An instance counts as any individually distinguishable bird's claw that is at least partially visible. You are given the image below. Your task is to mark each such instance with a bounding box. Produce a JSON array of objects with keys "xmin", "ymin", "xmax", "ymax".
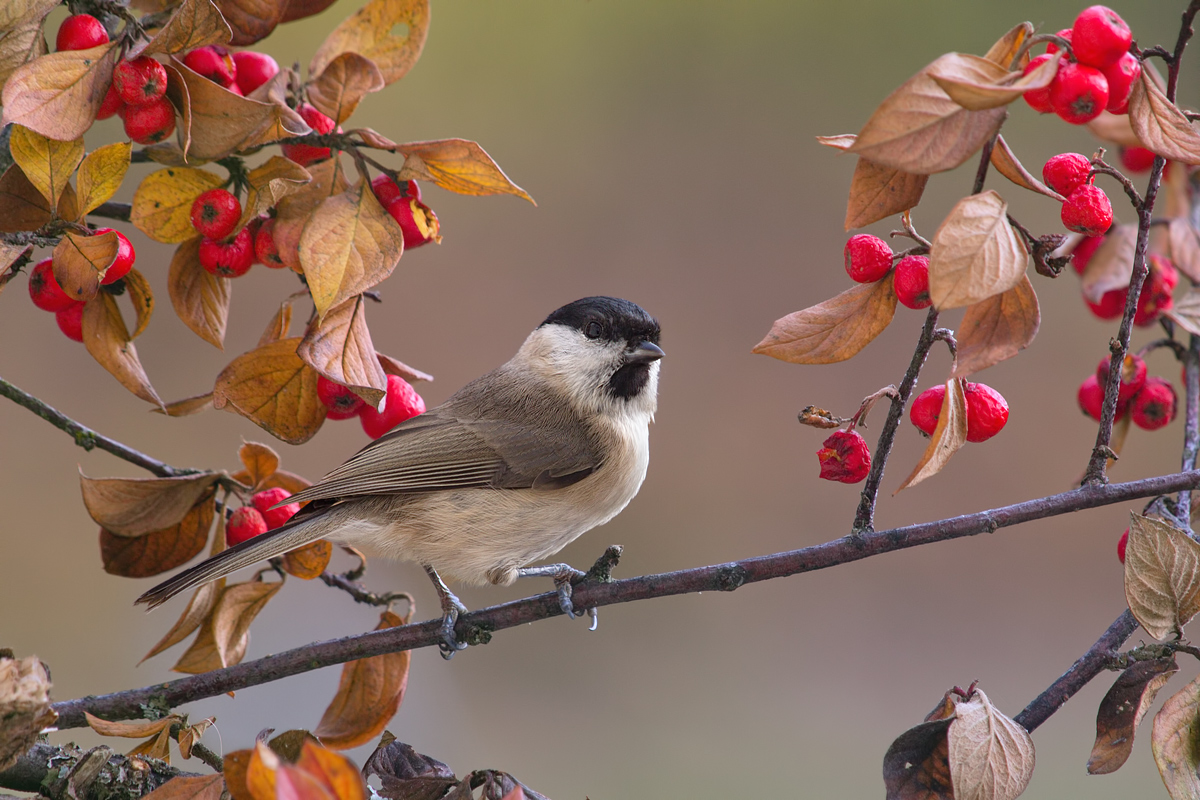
[
  {"xmin": 437, "ymin": 603, "xmax": 468, "ymax": 660},
  {"xmin": 518, "ymin": 563, "xmax": 597, "ymax": 627}
]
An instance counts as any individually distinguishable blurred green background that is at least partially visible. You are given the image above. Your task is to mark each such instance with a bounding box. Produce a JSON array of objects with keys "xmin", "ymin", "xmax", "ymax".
[{"xmin": 3, "ymin": 0, "xmax": 1197, "ymax": 797}]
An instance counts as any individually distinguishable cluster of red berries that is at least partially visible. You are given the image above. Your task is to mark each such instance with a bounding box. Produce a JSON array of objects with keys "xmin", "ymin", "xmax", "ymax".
[
  {"xmin": 843, "ymin": 234, "xmax": 930, "ymax": 309},
  {"xmin": 182, "ymin": 45, "xmax": 279, "ymax": 97},
  {"xmin": 225, "ymin": 487, "xmax": 303, "ymax": 546},
  {"xmin": 370, "ymin": 175, "xmax": 441, "ymax": 250},
  {"xmin": 1023, "ymin": 5, "xmax": 1139, "ymax": 125},
  {"xmin": 1074, "ymin": 238, "xmax": 1179, "ymax": 323},
  {"xmin": 1043, "ymin": 153, "xmax": 1112, "ymax": 237},
  {"xmin": 190, "ymin": 188, "xmax": 259, "ymax": 277},
  {"xmin": 909, "ymin": 382, "xmax": 1010, "ymax": 442},
  {"xmin": 317, "ymin": 374, "xmax": 426, "ymax": 439},
  {"xmin": 26, "ymin": 229, "xmax": 135, "ymax": 341},
  {"xmin": 1077, "ymin": 353, "xmax": 1177, "ymax": 430}
]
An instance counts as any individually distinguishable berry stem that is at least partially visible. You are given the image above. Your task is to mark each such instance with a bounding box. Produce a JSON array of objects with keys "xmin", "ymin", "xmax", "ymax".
[
  {"xmin": 1089, "ymin": 157, "xmax": 1144, "ymax": 210},
  {"xmin": 972, "ymin": 134, "xmax": 997, "ymax": 195}
]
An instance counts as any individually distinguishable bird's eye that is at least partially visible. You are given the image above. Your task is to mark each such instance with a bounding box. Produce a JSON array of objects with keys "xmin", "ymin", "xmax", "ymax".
[{"xmin": 584, "ymin": 321, "xmax": 604, "ymax": 339}]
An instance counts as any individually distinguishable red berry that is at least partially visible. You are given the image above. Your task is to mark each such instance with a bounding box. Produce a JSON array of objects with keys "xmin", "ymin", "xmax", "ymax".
[
  {"xmin": 317, "ymin": 376, "xmax": 366, "ymax": 420},
  {"xmin": 1072, "ymin": 234, "xmax": 1105, "ymax": 275},
  {"xmin": 910, "ymin": 385, "xmax": 946, "ymax": 436},
  {"xmin": 198, "ymin": 228, "xmax": 255, "ymax": 277},
  {"xmin": 232, "ymin": 51, "xmax": 279, "ymax": 95},
  {"xmin": 251, "ymin": 487, "xmax": 301, "ymax": 530},
  {"xmin": 56, "ymin": 302, "xmax": 86, "ymax": 342},
  {"xmin": 1046, "ymin": 28, "xmax": 1073, "ymax": 56},
  {"xmin": 1043, "ymin": 153, "xmax": 1092, "ymax": 197},
  {"xmin": 93, "ymin": 227, "xmax": 135, "ymax": 285},
  {"xmin": 1061, "ymin": 184, "xmax": 1113, "ymax": 236},
  {"xmin": 843, "ymin": 234, "xmax": 893, "ymax": 283},
  {"xmin": 112, "ymin": 57, "xmax": 168, "ymax": 106},
  {"xmin": 28, "ymin": 258, "xmax": 77, "ymax": 311},
  {"xmin": 1119, "ymin": 146, "xmax": 1158, "ymax": 173},
  {"xmin": 1022, "ymin": 54, "xmax": 1060, "ymax": 114},
  {"xmin": 1118, "ymin": 528, "xmax": 1128, "ymax": 564},
  {"xmin": 254, "ymin": 218, "xmax": 287, "ymax": 268},
  {"xmin": 384, "ymin": 195, "xmax": 441, "ymax": 250},
  {"xmin": 1102, "ymin": 52, "xmax": 1141, "ymax": 114},
  {"xmin": 963, "ymin": 382, "xmax": 1008, "ymax": 443},
  {"xmin": 56, "ymin": 14, "xmax": 108, "ymax": 51},
  {"xmin": 1134, "ymin": 254, "xmax": 1178, "ymax": 327},
  {"xmin": 1071, "ymin": 5, "xmax": 1133, "ymax": 69},
  {"xmin": 96, "ymin": 82, "xmax": 123, "ymax": 120},
  {"xmin": 182, "ymin": 45, "xmax": 236, "ymax": 87},
  {"xmin": 1050, "ymin": 61, "xmax": 1110, "ymax": 124},
  {"xmin": 281, "ymin": 104, "xmax": 337, "ymax": 166},
  {"xmin": 1096, "ymin": 354, "xmax": 1147, "ymax": 405},
  {"xmin": 1085, "ymin": 286, "xmax": 1127, "ymax": 319},
  {"xmin": 226, "ymin": 506, "xmax": 269, "ymax": 546},
  {"xmin": 816, "ymin": 429, "xmax": 871, "ymax": 484},
  {"xmin": 371, "ymin": 174, "xmax": 420, "ymax": 205},
  {"xmin": 893, "ymin": 255, "xmax": 931, "ymax": 309},
  {"xmin": 121, "ymin": 97, "xmax": 175, "ymax": 144},
  {"xmin": 360, "ymin": 375, "xmax": 426, "ymax": 439},
  {"xmin": 1130, "ymin": 377, "xmax": 1177, "ymax": 430},
  {"xmin": 1078, "ymin": 374, "xmax": 1104, "ymax": 420},
  {"xmin": 190, "ymin": 188, "xmax": 242, "ymax": 239}
]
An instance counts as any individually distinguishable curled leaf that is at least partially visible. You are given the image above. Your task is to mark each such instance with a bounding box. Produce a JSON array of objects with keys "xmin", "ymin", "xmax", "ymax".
[
  {"xmin": 895, "ymin": 378, "xmax": 967, "ymax": 492},
  {"xmin": 307, "ymin": 53, "xmax": 384, "ymax": 125},
  {"xmin": 81, "ymin": 472, "xmax": 220, "ymax": 537},
  {"xmin": 928, "ymin": 190, "xmax": 1027, "ymax": 310},
  {"xmin": 124, "ymin": 268, "xmax": 155, "ymax": 340},
  {"xmin": 53, "ymin": 229, "xmax": 118, "ymax": 302},
  {"xmin": 952, "ymin": 274, "xmax": 1039, "ymax": 377},
  {"xmin": 946, "ymin": 688, "xmax": 1035, "ymax": 800},
  {"xmin": 84, "ymin": 712, "xmax": 176, "ymax": 739},
  {"xmin": 983, "ymin": 22, "xmax": 1033, "ymax": 70},
  {"xmin": 155, "ymin": 392, "xmax": 216, "ymax": 417},
  {"xmin": 752, "ymin": 275, "xmax": 896, "ymax": 364},
  {"xmin": 1124, "ymin": 513, "xmax": 1200, "ymax": 640},
  {"xmin": 238, "ymin": 156, "xmax": 311, "ymax": 231},
  {"xmin": 1088, "ymin": 657, "xmax": 1178, "ymax": 775},
  {"xmin": 882, "ymin": 717, "xmax": 954, "ymax": 800},
  {"xmin": 100, "ymin": 490, "xmax": 214, "ymax": 578},
  {"xmin": 173, "ymin": 577, "xmax": 283, "ymax": 673},
  {"xmin": 214, "ymin": 0, "xmax": 284, "ymax": 46},
  {"xmin": 377, "ymin": 352, "xmax": 433, "ymax": 384},
  {"xmin": 989, "ymin": 134, "xmax": 1064, "ymax": 202},
  {"xmin": 82, "ymin": 292, "xmax": 165, "ymax": 407},
  {"xmin": 929, "ymin": 51, "xmax": 1058, "ymax": 111},
  {"xmin": 141, "ymin": 0, "xmax": 233, "ymax": 56},
  {"xmin": 392, "ymin": 139, "xmax": 534, "ymax": 203}
]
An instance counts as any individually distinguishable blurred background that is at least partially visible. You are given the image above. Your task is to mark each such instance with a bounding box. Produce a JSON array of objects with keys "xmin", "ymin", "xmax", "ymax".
[{"xmin": 3, "ymin": 0, "xmax": 1197, "ymax": 797}]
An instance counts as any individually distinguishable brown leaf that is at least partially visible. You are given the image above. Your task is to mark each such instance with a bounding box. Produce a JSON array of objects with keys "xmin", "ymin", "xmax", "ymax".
[
  {"xmin": 297, "ymin": 294, "xmax": 388, "ymax": 407},
  {"xmin": 0, "ymin": 43, "xmax": 118, "ymax": 141},
  {"xmin": 929, "ymin": 51, "xmax": 1057, "ymax": 112},
  {"xmin": 168, "ymin": 237, "xmax": 231, "ymax": 349},
  {"xmin": 141, "ymin": 0, "xmax": 233, "ymax": 56},
  {"xmin": 214, "ymin": 0, "xmax": 285, "ymax": 46},
  {"xmin": 752, "ymin": 275, "xmax": 896, "ymax": 364},
  {"xmin": 213, "ymin": 337, "xmax": 327, "ymax": 445},
  {"xmin": 133, "ymin": 167, "xmax": 224, "ymax": 244},
  {"xmin": 1087, "ymin": 110, "xmax": 1146, "ymax": 149},
  {"xmin": 280, "ymin": 0, "xmax": 337, "ymax": 23},
  {"xmin": 117, "ymin": 269, "xmax": 153, "ymax": 341},
  {"xmin": 1153, "ymin": 672, "xmax": 1200, "ymax": 800},
  {"xmin": 928, "ymin": 190, "xmax": 1027, "ymax": 310},
  {"xmin": 224, "ymin": 750, "xmax": 256, "ymax": 800},
  {"xmin": 141, "ymin": 576, "xmax": 224, "ymax": 661},
  {"xmin": 952, "ymin": 275, "xmax": 1039, "ymax": 377},
  {"xmin": 100, "ymin": 490, "xmax": 214, "ymax": 578},
  {"xmin": 896, "ymin": 378, "xmax": 967, "ymax": 492},
  {"xmin": 155, "ymin": 392, "xmax": 216, "ymax": 417},
  {"xmin": 1129, "ymin": 70, "xmax": 1200, "ymax": 165},
  {"xmin": 275, "ymin": 158, "xmax": 350, "ymax": 271},
  {"xmin": 816, "ymin": 133, "xmax": 856, "ymax": 151},
  {"xmin": 0, "ymin": 0, "xmax": 57, "ymax": 96},
  {"xmin": 294, "ymin": 742, "xmax": 367, "ymax": 800},
  {"xmin": 281, "ymin": 540, "xmax": 332, "ymax": 579},
  {"xmin": 259, "ymin": 297, "xmax": 297, "ymax": 346},
  {"xmin": 1169, "ymin": 218, "xmax": 1200, "ymax": 284},
  {"xmin": 85, "ymin": 712, "xmax": 176, "ymax": 739},
  {"xmin": 1088, "ymin": 657, "xmax": 1179, "ymax": 775},
  {"xmin": 1167, "ymin": 290, "xmax": 1200, "ymax": 337},
  {"xmin": 352, "ymin": 128, "xmax": 398, "ymax": 151},
  {"xmin": 53, "ymin": 229, "xmax": 118, "ymax": 302},
  {"xmin": 231, "ymin": 468, "xmax": 311, "ymax": 495},
  {"xmin": 307, "ymin": 53, "xmax": 384, "ymax": 125},
  {"xmin": 310, "ymin": 0, "xmax": 429, "ymax": 86},
  {"xmin": 81, "ymin": 472, "xmax": 220, "ymax": 537},
  {"xmin": 238, "ymin": 156, "xmax": 311, "ymax": 231},
  {"xmin": 239, "ymin": 441, "xmax": 280, "ymax": 489},
  {"xmin": 130, "ymin": 726, "xmax": 174, "ymax": 762},
  {"xmin": 173, "ymin": 577, "xmax": 283, "ymax": 673},
  {"xmin": 1125, "ymin": 514, "xmax": 1200, "ymax": 640},
  {"xmin": 847, "ymin": 53, "xmax": 1007, "ymax": 175},
  {"xmin": 946, "ymin": 688, "xmax": 1035, "ymax": 800},
  {"xmin": 8, "ymin": 125, "xmax": 83, "ymax": 209},
  {"xmin": 392, "ymin": 139, "xmax": 534, "ymax": 203},
  {"xmin": 989, "ymin": 134, "xmax": 1064, "ymax": 202},
  {"xmin": 299, "ymin": 179, "xmax": 405, "ymax": 319},
  {"xmin": 314, "ymin": 610, "xmax": 411, "ymax": 749},
  {"xmin": 139, "ymin": 775, "xmax": 225, "ymax": 800},
  {"xmin": 983, "ymin": 22, "xmax": 1033, "ymax": 70},
  {"xmin": 83, "ymin": 292, "xmax": 166, "ymax": 408},
  {"xmin": 377, "ymin": 352, "xmax": 433, "ymax": 384},
  {"xmin": 882, "ymin": 717, "xmax": 954, "ymax": 800},
  {"xmin": 1081, "ymin": 224, "xmax": 1137, "ymax": 303},
  {"xmin": 844, "ymin": 157, "xmax": 928, "ymax": 231},
  {"xmin": 0, "ymin": 164, "xmax": 59, "ymax": 232},
  {"xmin": 0, "ymin": 655, "xmax": 55, "ymax": 772},
  {"xmin": 76, "ymin": 142, "xmax": 133, "ymax": 221}
]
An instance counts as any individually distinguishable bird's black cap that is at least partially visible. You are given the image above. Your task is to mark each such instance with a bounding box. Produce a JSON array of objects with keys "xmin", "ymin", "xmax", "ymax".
[{"xmin": 541, "ymin": 297, "xmax": 660, "ymax": 346}]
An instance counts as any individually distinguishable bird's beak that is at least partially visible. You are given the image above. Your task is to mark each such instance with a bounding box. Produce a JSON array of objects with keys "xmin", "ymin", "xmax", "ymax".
[{"xmin": 626, "ymin": 341, "xmax": 665, "ymax": 364}]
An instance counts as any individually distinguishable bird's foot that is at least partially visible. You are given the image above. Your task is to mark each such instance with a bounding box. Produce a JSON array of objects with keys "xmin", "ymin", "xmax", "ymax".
[
  {"xmin": 518, "ymin": 563, "xmax": 588, "ymax": 620},
  {"xmin": 424, "ymin": 565, "xmax": 469, "ymax": 660}
]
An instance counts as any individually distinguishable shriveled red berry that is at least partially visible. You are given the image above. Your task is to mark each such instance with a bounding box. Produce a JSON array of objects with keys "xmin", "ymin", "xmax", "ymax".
[
  {"xmin": 1102, "ymin": 52, "xmax": 1141, "ymax": 114},
  {"xmin": 190, "ymin": 188, "xmax": 242, "ymax": 239},
  {"xmin": 360, "ymin": 375, "xmax": 426, "ymax": 439},
  {"xmin": 1096, "ymin": 354, "xmax": 1147, "ymax": 405},
  {"xmin": 1078, "ymin": 374, "xmax": 1104, "ymax": 420},
  {"xmin": 894, "ymin": 255, "xmax": 931, "ymax": 309},
  {"xmin": 121, "ymin": 97, "xmax": 175, "ymax": 144},
  {"xmin": 1085, "ymin": 286, "xmax": 1127, "ymax": 319},
  {"xmin": 198, "ymin": 228, "xmax": 255, "ymax": 277},
  {"xmin": 1119, "ymin": 146, "xmax": 1157, "ymax": 173},
  {"xmin": 93, "ymin": 227, "xmax": 135, "ymax": 284},
  {"xmin": 1062, "ymin": 184, "xmax": 1113, "ymax": 236},
  {"xmin": 1130, "ymin": 377, "xmax": 1177, "ymax": 430},
  {"xmin": 1117, "ymin": 528, "xmax": 1128, "ymax": 564},
  {"xmin": 1072, "ymin": 234, "xmax": 1105, "ymax": 275},
  {"xmin": 56, "ymin": 14, "xmax": 108, "ymax": 51},
  {"xmin": 1134, "ymin": 254, "xmax": 1178, "ymax": 327},
  {"xmin": 1046, "ymin": 28, "xmax": 1073, "ymax": 56},
  {"xmin": 96, "ymin": 83, "xmax": 123, "ymax": 120},
  {"xmin": 28, "ymin": 258, "xmax": 76, "ymax": 311},
  {"xmin": 909, "ymin": 385, "xmax": 946, "ymax": 436},
  {"xmin": 1072, "ymin": 5, "xmax": 1133, "ymax": 69},
  {"xmin": 963, "ymin": 382, "xmax": 1008, "ymax": 443},
  {"xmin": 816, "ymin": 429, "xmax": 871, "ymax": 484},
  {"xmin": 843, "ymin": 234, "xmax": 893, "ymax": 283},
  {"xmin": 251, "ymin": 487, "xmax": 301, "ymax": 530},
  {"xmin": 371, "ymin": 174, "xmax": 420, "ymax": 205},
  {"xmin": 385, "ymin": 195, "xmax": 441, "ymax": 250},
  {"xmin": 182, "ymin": 45, "xmax": 236, "ymax": 87},
  {"xmin": 232, "ymin": 51, "xmax": 279, "ymax": 95},
  {"xmin": 253, "ymin": 218, "xmax": 287, "ymax": 268},
  {"xmin": 56, "ymin": 302, "xmax": 86, "ymax": 342},
  {"xmin": 1022, "ymin": 54, "xmax": 1060, "ymax": 114},
  {"xmin": 1043, "ymin": 153, "xmax": 1092, "ymax": 197},
  {"xmin": 281, "ymin": 104, "xmax": 337, "ymax": 166},
  {"xmin": 113, "ymin": 57, "xmax": 168, "ymax": 106},
  {"xmin": 1050, "ymin": 61, "xmax": 1110, "ymax": 124},
  {"xmin": 317, "ymin": 376, "xmax": 366, "ymax": 420},
  {"xmin": 226, "ymin": 506, "xmax": 269, "ymax": 546}
]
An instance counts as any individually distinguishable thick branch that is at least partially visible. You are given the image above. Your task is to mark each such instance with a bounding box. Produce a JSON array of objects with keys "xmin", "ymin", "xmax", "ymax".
[
  {"xmin": 90, "ymin": 201, "xmax": 132, "ymax": 223},
  {"xmin": 52, "ymin": 468, "xmax": 1200, "ymax": 729}
]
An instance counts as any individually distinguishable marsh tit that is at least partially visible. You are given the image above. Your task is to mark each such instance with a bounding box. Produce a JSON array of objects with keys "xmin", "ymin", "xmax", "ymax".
[{"xmin": 137, "ymin": 296, "xmax": 664, "ymax": 657}]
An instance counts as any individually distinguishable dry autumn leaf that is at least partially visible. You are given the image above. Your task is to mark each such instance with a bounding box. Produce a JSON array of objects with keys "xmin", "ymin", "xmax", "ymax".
[
  {"xmin": 928, "ymin": 190, "xmax": 1027, "ymax": 309},
  {"xmin": 847, "ymin": 53, "xmax": 1007, "ymax": 174},
  {"xmin": 224, "ymin": 750, "xmax": 256, "ymax": 800},
  {"xmin": 844, "ymin": 157, "xmax": 928, "ymax": 231},
  {"xmin": 314, "ymin": 609, "xmax": 411, "ymax": 749},
  {"xmin": 1167, "ymin": 290, "xmax": 1200, "ymax": 337},
  {"xmin": 1087, "ymin": 657, "xmax": 1178, "ymax": 775},
  {"xmin": 53, "ymin": 229, "xmax": 118, "ymax": 302},
  {"xmin": 816, "ymin": 133, "xmax": 856, "ymax": 151},
  {"xmin": 260, "ymin": 297, "xmax": 297, "ymax": 347},
  {"xmin": 82, "ymin": 292, "xmax": 166, "ymax": 408},
  {"xmin": 81, "ymin": 472, "xmax": 220, "ymax": 537},
  {"xmin": 0, "ymin": 0, "xmax": 58, "ymax": 96},
  {"xmin": 280, "ymin": 0, "xmax": 337, "ymax": 22},
  {"xmin": 233, "ymin": 468, "xmax": 312, "ymax": 495},
  {"xmin": 169, "ymin": 237, "xmax": 231, "ymax": 348},
  {"xmin": 989, "ymin": 134, "xmax": 1064, "ymax": 202},
  {"xmin": 308, "ymin": 53, "xmax": 384, "ymax": 125},
  {"xmin": 142, "ymin": 511, "xmax": 227, "ymax": 663},
  {"xmin": 929, "ymin": 51, "xmax": 1057, "ymax": 112},
  {"xmin": 155, "ymin": 392, "xmax": 216, "ymax": 417},
  {"xmin": 1080, "ymin": 224, "xmax": 1137, "ymax": 303},
  {"xmin": 752, "ymin": 275, "xmax": 896, "ymax": 364},
  {"xmin": 0, "ymin": 42, "xmax": 119, "ymax": 141},
  {"xmin": 0, "ymin": 164, "xmax": 70, "ymax": 233},
  {"xmin": 133, "ymin": 167, "xmax": 225, "ymax": 244},
  {"xmin": 952, "ymin": 274, "xmax": 1039, "ymax": 377},
  {"xmin": 377, "ymin": 352, "xmax": 433, "ymax": 384},
  {"xmin": 246, "ymin": 743, "xmax": 279, "ymax": 800},
  {"xmin": 310, "ymin": 0, "xmax": 428, "ymax": 86},
  {"xmin": 238, "ymin": 156, "xmax": 311, "ymax": 231},
  {"xmin": 1124, "ymin": 513, "xmax": 1200, "ymax": 641},
  {"xmin": 239, "ymin": 441, "xmax": 281, "ymax": 489},
  {"xmin": 214, "ymin": 0, "xmax": 284, "ymax": 45},
  {"xmin": 75, "ymin": 142, "xmax": 133, "ymax": 220},
  {"xmin": 297, "ymin": 294, "xmax": 388, "ymax": 407},
  {"xmin": 213, "ymin": 337, "xmax": 327, "ymax": 444},
  {"xmin": 281, "ymin": 540, "xmax": 332, "ymax": 579},
  {"xmin": 1087, "ymin": 109, "xmax": 1146, "ymax": 149},
  {"xmin": 390, "ymin": 139, "xmax": 534, "ymax": 203},
  {"xmin": 84, "ymin": 712, "xmax": 178, "ymax": 739},
  {"xmin": 882, "ymin": 717, "xmax": 954, "ymax": 800},
  {"xmin": 895, "ymin": 378, "xmax": 967, "ymax": 492},
  {"xmin": 177, "ymin": 718, "xmax": 214, "ymax": 760},
  {"xmin": 7, "ymin": 125, "xmax": 83, "ymax": 209},
  {"xmin": 1128, "ymin": 69, "xmax": 1200, "ymax": 165},
  {"xmin": 0, "ymin": 655, "xmax": 55, "ymax": 772},
  {"xmin": 173, "ymin": 577, "xmax": 283, "ymax": 673},
  {"xmin": 100, "ymin": 489, "xmax": 215, "ymax": 578},
  {"xmin": 983, "ymin": 22, "xmax": 1033, "ymax": 70},
  {"xmin": 123, "ymin": 268, "xmax": 156, "ymax": 340},
  {"xmin": 294, "ymin": 742, "xmax": 368, "ymax": 800},
  {"xmin": 1154, "ymin": 673, "xmax": 1200, "ymax": 800},
  {"xmin": 140, "ymin": 0, "xmax": 233, "ymax": 57},
  {"xmin": 138, "ymin": 774, "xmax": 225, "ymax": 800},
  {"xmin": 946, "ymin": 689, "xmax": 1035, "ymax": 800},
  {"xmin": 277, "ymin": 764, "xmax": 335, "ymax": 800}
]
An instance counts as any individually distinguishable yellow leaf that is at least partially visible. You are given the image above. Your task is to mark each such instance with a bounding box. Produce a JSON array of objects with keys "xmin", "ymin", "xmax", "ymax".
[
  {"xmin": 8, "ymin": 124, "xmax": 83, "ymax": 208},
  {"xmin": 76, "ymin": 142, "xmax": 133, "ymax": 220},
  {"xmin": 212, "ymin": 338, "xmax": 327, "ymax": 444},
  {"xmin": 983, "ymin": 22, "xmax": 1033, "ymax": 70},
  {"xmin": 752, "ymin": 275, "xmax": 896, "ymax": 364},
  {"xmin": 82, "ymin": 292, "xmax": 166, "ymax": 408},
  {"xmin": 168, "ymin": 237, "xmax": 230, "ymax": 349},
  {"xmin": 297, "ymin": 295, "xmax": 388, "ymax": 407},
  {"xmin": 133, "ymin": 167, "xmax": 224, "ymax": 244},
  {"xmin": 393, "ymin": 139, "xmax": 534, "ymax": 203},
  {"xmin": 928, "ymin": 190, "xmax": 1027, "ymax": 309},
  {"xmin": 310, "ymin": 0, "xmax": 429, "ymax": 87},
  {"xmin": 307, "ymin": 53, "xmax": 384, "ymax": 125},
  {"xmin": 895, "ymin": 378, "xmax": 968, "ymax": 492},
  {"xmin": 52, "ymin": 229, "xmax": 118, "ymax": 302},
  {"xmin": 0, "ymin": 43, "xmax": 119, "ymax": 141}
]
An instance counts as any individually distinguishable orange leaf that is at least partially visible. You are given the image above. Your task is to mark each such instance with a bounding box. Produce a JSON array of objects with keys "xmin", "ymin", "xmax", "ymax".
[
  {"xmin": 239, "ymin": 441, "xmax": 280, "ymax": 490},
  {"xmin": 307, "ymin": 53, "xmax": 384, "ymax": 125},
  {"xmin": 212, "ymin": 337, "xmax": 327, "ymax": 444},
  {"xmin": 952, "ymin": 274, "xmax": 1039, "ymax": 377},
  {"xmin": 752, "ymin": 275, "xmax": 896, "ymax": 364},
  {"xmin": 53, "ymin": 229, "xmax": 118, "ymax": 302},
  {"xmin": 392, "ymin": 139, "xmax": 534, "ymax": 203},
  {"xmin": 223, "ymin": 750, "xmax": 255, "ymax": 800},
  {"xmin": 297, "ymin": 294, "xmax": 388, "ymax": 408},
  {"xmin": 295, "ymin": 741, "xmax": 367, "ymax": 800},
  {"xmin": 168, "ymin": 237, "xmax": 230, "ymax": 349},
  {"xmin": 282, "ymin": 540, "xmax": 332, "ymax": 579},
  {"xmin": 173, "ymin": 577, "xmax": 283, "ymax": 673},
  {"xmin": 100, "ymin": 489, "xmax": 215, "ymax": 578},
  {"xmin": 246, "ymin": 742, "xmax": 280, "ymax": 800},
  {"xmin": 139, "ymin": 775, "xmax": 225, "ymax": 800},
  {"xmin": 844, "ymin": 157, "xmax": 927, "ymax": 231}
]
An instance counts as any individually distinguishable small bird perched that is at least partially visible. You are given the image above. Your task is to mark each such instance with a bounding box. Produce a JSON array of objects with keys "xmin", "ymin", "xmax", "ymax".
[{"xmin": 137, "ymin": 297, "xmax": 663, "ymax": 657}]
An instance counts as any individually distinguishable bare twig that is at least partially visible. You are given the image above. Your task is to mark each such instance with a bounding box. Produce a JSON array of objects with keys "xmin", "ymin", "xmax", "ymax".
[
  {"xmin": 90, "ymin": 201, "xmax": 133, "ymax": 223},
  {"xmin": 1090, "ymin": 160, "xmax": 1144, "ymax": 210}
]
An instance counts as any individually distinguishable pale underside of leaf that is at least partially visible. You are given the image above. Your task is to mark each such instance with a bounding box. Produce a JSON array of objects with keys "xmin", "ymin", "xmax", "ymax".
[
  {"xmin": 929, "ymin": 50, "xmax": 1057, "ymax": 111},
  {"xmin": 80, "ymin": 471, "xmax": 220, "ymax": 537},
  {"xmin": 1128, "ymin": 70, "xmax": 1200, "ymax": 165},
  {"xmin": 1124, "ymin": 513, "xmax": 1200, "ymax": 641},
  {"xmin": 947, "ymin": 689, "xmax": 1035, "ymax": 800},
  {"xmin": 929, "ymin": 190, "xmax": 1027, "ymax": 310},
  {"xmin": 82, "ymin": 293, "xmax": 165, "ymax": 408},
  {"xmin": 896, "ymin": 378, "xmax": 967, "ymax": 492},
  {"xmin": 1153, "ymin": 671, "xmax": 1200, "ymax": 800},
  {"xmin": 1081, "ymin": 224, "xmax": 1137, "ymax": 303}
]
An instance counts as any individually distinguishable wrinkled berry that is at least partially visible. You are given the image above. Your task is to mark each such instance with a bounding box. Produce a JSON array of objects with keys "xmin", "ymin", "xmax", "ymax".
[
  {"xmin": 1130, "ymin": 377, "xmax": 1177, "ymax": 430},
  {"xmin": 1062, "ymin": 184, "xmax": 1113, "ymax": 236},
  {"xmin": 1043, "ymin": 153, "xmax": 1092, "ymax": 197},
  {"xmin": 843, "ymin": 234, "xmax": 894, "ymax": 283},
  {"xmin": 893, "ymin": 255, "xmax": 931, "ymax": 309},
  {"xmin": 317, "ymin": 376, "xmax": 366, "ymax": 420},
  {"xmin": 816, "ymin": 429, "xmax": 871, "ymax": 484},
  {"xmin": 964, "ymin": 382, "xmax": 1008, "ymax": 443},
  {"xmin": 1096, "ymin": 354, "xmax": 1147, "ymax": 405},
  {"xmin": 360, "ymin": 375, "xmax": 426, "ymax": 439},
  {"xmin": 252, "ymin": 487, "xmax": 301, "ymax": 530},
  {"xmin": 227, "ymin": 506, "xmax": 269, "ymax": 546},
  {"xmin": 910, "ymin": 385, "xmax": 945, "ymax": 436},
  {"xmin": 1071, "ymin": 5, "xmax": 1133, "ymax": 69},
  {"xmin": 1050, "ymin": 61, "xmax": 1110, "ymax": 124},
  {"xmin": 28, "ymin": 258, "xmax": 77, "ymax": 311}
]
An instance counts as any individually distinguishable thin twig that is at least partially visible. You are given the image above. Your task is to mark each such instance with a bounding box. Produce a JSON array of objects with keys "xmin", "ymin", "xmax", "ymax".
[
  {"xmin": 319, "ymin": 571, "xmax": 413, "ymax": 608},
  {"xmin": 90, "ymin": 201, "xmax": 133, "ymax": 223},
  {"xmin": 1090, "ymin": 161, "xmax": 1144, "ymax": 210}
]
